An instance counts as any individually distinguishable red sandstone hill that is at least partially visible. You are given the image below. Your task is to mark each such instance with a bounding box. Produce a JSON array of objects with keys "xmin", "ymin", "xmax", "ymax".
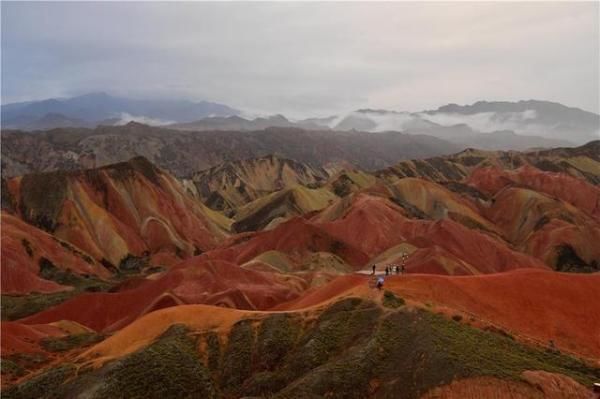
[
  {"xmin": 20, "ymin": 259, "xmax": 301, "ymax": 332},
  {"xmin": 1, "ymin": 212, "xmax": 110, "ymax": 294},
  {"xmin": 468, "ymin": 165, "xmax": 600, "ymax": 220},
  {"xmin": 275, "ymin": 269, "xmax": 600, "ymax": 361},
  {"xmin": 314, "ymin": 193, "xmax": 547, "ymax": 274},
  {"xmin": 2, "ymin": 143, "xmax": 600, "ymax": 396},
  {"xmin": 2, "ymin": 157, "xmax": 231, "ymax": 270}
]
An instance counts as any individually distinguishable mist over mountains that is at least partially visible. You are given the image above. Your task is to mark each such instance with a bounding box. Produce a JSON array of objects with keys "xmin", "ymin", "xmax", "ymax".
[
  {"xmin": 0, "ymin": 92, "xmax": 239, "ymax": 129},
  {"xmin": 2, "ymin": 94, "xmax": 598, "ymax": 148}
]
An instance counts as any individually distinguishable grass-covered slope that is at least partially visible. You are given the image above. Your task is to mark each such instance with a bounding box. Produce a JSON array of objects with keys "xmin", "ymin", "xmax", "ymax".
[{"xmin": 4, "ymin": 298, "xmax": 598, "ymax": 398}]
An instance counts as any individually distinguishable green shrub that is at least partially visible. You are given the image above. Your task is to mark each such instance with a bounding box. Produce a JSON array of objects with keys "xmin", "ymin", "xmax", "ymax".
[
  {"xmin": 96, "ymin": 324, "xmax": 217, "ymax": 399},
  {"xmin": 382, "ymin": 290, "xmax": 405, "ymax": 308},
  {"xmin": 40, "ymin": 333, "xmax": 103, "ymax": 352},
  {"xmin": 2, "ymin": 364, "xmax": 75, "ymax": 399},
  {"xmin": 220, "ymin": 319, "xmax": 255, "ymax": 392}
]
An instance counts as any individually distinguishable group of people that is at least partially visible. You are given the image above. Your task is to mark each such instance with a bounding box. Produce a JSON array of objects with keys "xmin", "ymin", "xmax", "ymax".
[
  {"xmin": 371, "ymin": 263, "xmax": 406, "ymax": 290},
  {"xmin": 371, "ymin": 264, "xmax": 405, "ymax": 276},
  {"xmin": 387, "ymin": 265, "xmax": 405, "ymax": 275}
]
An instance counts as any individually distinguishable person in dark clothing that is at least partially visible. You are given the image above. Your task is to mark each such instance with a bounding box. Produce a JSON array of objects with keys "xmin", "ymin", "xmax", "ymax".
[
  {"xmin": 385, "ymin": 267, "xmax": 389, "ymax": 276},
  {"xmin": 372, "ymin": 264, "xmax": 376, "ymax": 275},
  {"xmin": 395, "ymin": 266, "xmax": 399, "ymax": 274}
]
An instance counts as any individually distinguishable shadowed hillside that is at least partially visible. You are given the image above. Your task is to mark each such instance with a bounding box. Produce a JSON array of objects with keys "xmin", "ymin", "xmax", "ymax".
[
  {"xmin": 1, "ymin": 124, "xmax": 462, "ymax": 178},
  {"xmin": 3, "ymin": 298, "xmax": 599, "ymax": 399}
]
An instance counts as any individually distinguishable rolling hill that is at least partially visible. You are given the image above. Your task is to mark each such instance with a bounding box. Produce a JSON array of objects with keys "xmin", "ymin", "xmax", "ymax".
[{"xmin": 1, "ymin": 141, "xmax": 599, "ymax": 398}]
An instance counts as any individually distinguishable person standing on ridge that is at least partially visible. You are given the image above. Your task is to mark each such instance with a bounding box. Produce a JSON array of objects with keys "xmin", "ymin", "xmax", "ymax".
[{"xmin": 372, "ymin": 264, "xmax": 376, "ymax": 275}]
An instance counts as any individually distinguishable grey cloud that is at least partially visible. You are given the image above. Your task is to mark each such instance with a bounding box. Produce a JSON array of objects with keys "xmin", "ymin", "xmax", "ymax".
[{"xmin": 1, "ymin": 2, "xmax": 598, "ymax": 118}]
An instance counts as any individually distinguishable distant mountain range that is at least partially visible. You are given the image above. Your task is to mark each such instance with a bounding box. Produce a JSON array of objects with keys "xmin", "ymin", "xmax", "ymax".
[
  {"xmin": 1, "ymin": 92, "xmax": 239, "ymax": 129},
  {"xmin": 2, "ymin": 94, "xmax": 598, "ymax": 147}
]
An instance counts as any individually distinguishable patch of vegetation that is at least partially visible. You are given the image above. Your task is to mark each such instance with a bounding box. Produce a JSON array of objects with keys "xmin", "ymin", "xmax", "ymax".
[
  {"xmin": 4, "ymin": 298, "xmax": 598, "ymax": 398},
  {"xmin": 108, "ymin": 156, "xmax": 162, "ymax": 187},
  {"xmin": 441, "ymin": 181, "xmax": 489, "ymax": 201},
  {"xmin": 533, "ymin": 215, "xmax": 551, "ymax": 231},
  {"xmin": 413, "ymin": 159, "xmax": 443, "ymax": 180},
  {"xmin": 555, "ymin": 244, "xmax": 599, "ymax": 273},
  {"xmin": 278, "ymin": 306, "xmax": 600, "ymax": 399},
  {"xmin": 20, "ymin": 239, "xmax": 34, "ymax": 258},
  {"xmin": 220, "ymin": 319, "xmax": 255, "ymax": 393},
  {"xmin": 1, "ymin": 359, "xmax": 25, "ymax": 378},
  {"xmin": 1, "ymin": 364, "xmax": 76, "ymax": 399},
  {"xmin": 118, "ymin": 254, "xmax": 147, "ymax": 274},
  {"xmin": 38, "ymin": 257, "xmax": 111, "ymax": 292},
  {"xmin": 242, "ymin": 314, "xmax": 300, "ymax": 396},
  {"xmin": 331, "ymin": 174, "xmax": 354, "ymax": 197},
  {"xmin": 2, "ymin": 260, "xmax": 113, "ymax": 320},
  {"xmin": 96, "ymin": 324, "xmax": 217, "ymax": 398},
  {"xmin": 382, "ymin": 290, "xmax": 405, "ymax": 309},
  {"xmin": 389, "ymin": 197, "xmax": 429, "ymax": 219},
  {"xmin": 145, "ymin": 265, "xmax": 166, "ymax": 275},
  {"xmin": 255, "ymin": 314, "xmax": 299, "ymax": 371},
  {"xmin": 99, "ymin": 258, "xmax": 116, "ymax": 272},
  {"xmin": 482, "ymin": 325, "xmax": 515, "ymax": 340},
  {"xmin": 424, "ymin": 310, "xmax": 599, "ymax": 386},
  {"xmin": 330, "ymin": 240, "xmax": 346, "ymax": 253},
  {"xmin": 205, "ymin": 332, "xmax": 221, "ymax": 373},
  {"xmin": 82, "ymin": 168, "xmax": 108, "ymax": 199},
  {"xmin": 53, "ymin": 237, "xmax": 94, "ymax": 264},
  {"xmin": 18, "ymin": 171, "xmax": 68, "ymax": 232},
  {"xmin": 40, "ymin": 332, "xmax": 103, "ymax": 352},
  {"xmin": 452, "ymin": 314, "xmax": 463, "ymax": 322},
  {"xmin": 3, "ymin": 253, "xmax": 164, "ymax": 322},
  {"xmin": 533, "ymin": 159, "xmax": 564, "ymax": 173},
  {"xmin": 4, "ymin": 353, "xmax": 48, "ymax": 371},
  {"xmin": 1, "ymin": 177, "xmax": 16, "ymax": 212},
  {"xmin": 390, "ymin": 162, "xmax": 417, "ymax": 178},
  {"xmin": 459, "ymin": 156, "xmax": 486, "ymax": 167},
  {"xmin": 281, "ymin": 298, "xmax": 381, "ymax": 383},
  {"xmin": 427, "ymin": 158, "xmax": 466, "ymax": 181},
  {"xmin": 1, "ymin": 292, "xmax": 77, "ymax": 321}
]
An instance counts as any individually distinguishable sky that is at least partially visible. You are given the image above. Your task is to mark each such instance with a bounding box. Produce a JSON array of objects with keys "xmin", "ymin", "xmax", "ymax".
[{"xmin": 1, "ymin": 2, "xmax": 599, "ymax": 118}]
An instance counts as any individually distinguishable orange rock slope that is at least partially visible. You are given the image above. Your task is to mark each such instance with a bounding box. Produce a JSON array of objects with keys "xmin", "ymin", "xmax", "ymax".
[
  {"xmin": 20, "ymin": 259, "xmax": 301, "ymax": 332},
  {"xmin": 1, "ymin": 212, "xmax": 110, "ymax": 294}
]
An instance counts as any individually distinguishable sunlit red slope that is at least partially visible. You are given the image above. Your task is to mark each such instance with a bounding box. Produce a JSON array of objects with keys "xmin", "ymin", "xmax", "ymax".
[
  {"xmin": 203, "ymin": 192, "xmax": 547, "ymax": 276},
  {"xmin": 21, "ymin": 259, "xmax": 300, "ymax": 332},
  {"xmin": 203, "ymin": 216, "xmax": 370, "ymax": 269},
  {"xmin": 313, "ymin": 193, "xmax": 547, "ymax": 274},
  {"xmin": 468, "ymin": 164, "xmax": 600, "ymax": 220},
  {"xmin": 484, "ymin": 186, "xmax": 600, "ymax": 269},
  {"xmin": 276, "ymin": 269, "xmax": 600, "ymax": 360}
]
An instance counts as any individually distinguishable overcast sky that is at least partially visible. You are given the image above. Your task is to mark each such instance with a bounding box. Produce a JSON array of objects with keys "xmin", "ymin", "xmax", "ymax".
[{"xmin": 1, "ymin": 2, "xmax": 599, "ymax": 117}]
